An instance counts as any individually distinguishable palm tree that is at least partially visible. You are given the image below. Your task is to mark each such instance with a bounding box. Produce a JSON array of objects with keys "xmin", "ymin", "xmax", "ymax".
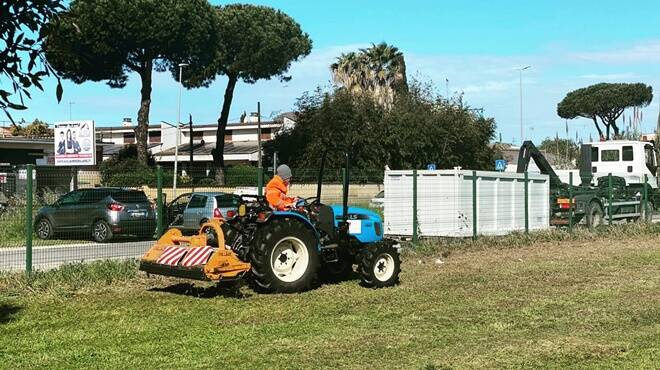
[{"xmin": 330, "ymin": 43, "xmax": 407, "ymax": 107}]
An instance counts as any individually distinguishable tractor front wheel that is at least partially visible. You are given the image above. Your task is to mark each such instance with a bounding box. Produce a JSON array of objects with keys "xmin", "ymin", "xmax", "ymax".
[
  {"xmin": 359, "ymin": 242, "xmax": 401, "ymax": 288},
  {"xmin": 250, "ymin": 218, "xmax": 319, "ymax": 293}
]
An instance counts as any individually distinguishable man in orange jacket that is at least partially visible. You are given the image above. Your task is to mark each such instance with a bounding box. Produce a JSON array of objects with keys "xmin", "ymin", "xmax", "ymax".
[{"xmin": 266, "ymin": 164, "xmax": 299, "ymax": 211}]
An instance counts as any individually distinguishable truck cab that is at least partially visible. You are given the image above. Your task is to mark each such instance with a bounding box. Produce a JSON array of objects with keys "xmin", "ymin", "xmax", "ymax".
[{"xmin": 587, "ymin": 141, "xmax": 658, "ymax": 188}]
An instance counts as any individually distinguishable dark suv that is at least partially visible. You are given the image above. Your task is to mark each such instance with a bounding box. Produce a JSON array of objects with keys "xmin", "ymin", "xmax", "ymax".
[{"xmin": 35, "ymin": 188, "xmax": 156, "ymax": 242}]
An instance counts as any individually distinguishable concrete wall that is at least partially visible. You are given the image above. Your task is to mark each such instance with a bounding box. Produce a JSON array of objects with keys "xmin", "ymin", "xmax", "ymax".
[{"xmin": 141, "ymin": 183, "xmax": 383, "ymax": 205}]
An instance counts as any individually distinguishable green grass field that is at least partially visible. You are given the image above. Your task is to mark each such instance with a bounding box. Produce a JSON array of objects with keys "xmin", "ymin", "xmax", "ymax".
[{"xmin": 1, "ymin": 231, "xmax": 659, "ymax": 369}]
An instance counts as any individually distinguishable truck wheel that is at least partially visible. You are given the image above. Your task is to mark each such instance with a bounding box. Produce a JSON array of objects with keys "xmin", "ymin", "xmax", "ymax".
[
  {"xmin": 250, "ymin": 218, "xmax": 319, "ymax": 293},
  {"xmin": 586, "ymin": 202, "xmax": 604, "ymax": 230},
  {"xmin": 640, "ymin": 202, "xmax": 653, "ymax": 223},
  {"xmin": 320, "ymin": 248, "xmax": 353, "ymax": 283},
  {"xmin": 359, "ymin": 242, "xmax": 401, "ymax": 288}
]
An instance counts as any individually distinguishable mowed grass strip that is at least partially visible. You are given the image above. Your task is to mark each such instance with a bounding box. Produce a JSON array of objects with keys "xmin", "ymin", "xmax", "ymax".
[{"xmin": 0, "ymin": 235, "xmax": 658, "ymax": 369}]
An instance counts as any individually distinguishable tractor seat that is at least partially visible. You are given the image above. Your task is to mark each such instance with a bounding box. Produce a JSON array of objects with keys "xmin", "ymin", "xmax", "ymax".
[{"xmin": 316, "ymin": 205, "xmax": 335, "ymax": 239}]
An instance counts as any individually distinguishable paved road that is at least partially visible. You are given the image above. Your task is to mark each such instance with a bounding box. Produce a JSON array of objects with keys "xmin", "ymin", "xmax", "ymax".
[
  {"xmin": 2, "ymin": 214, "xmax": 659, "ymax": 272},
  {"xmin": 0, "ymin": 240, "xmax": 153, "ymax": 271}
]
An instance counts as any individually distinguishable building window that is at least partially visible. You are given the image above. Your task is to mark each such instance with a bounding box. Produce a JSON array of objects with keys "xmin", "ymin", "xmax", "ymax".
[
  {"xmin": 148, "ymin": 131, "xmax": 161, "ymax": 143},
  {"xmin": 123, "ymin": 132, "xmax": 135, "ymax": 144},
  {"xmin": 224, "ymin": 132, "xmax": 232, "ymax": 142},
  {"xmin": 591, "ymin": 147, "xmax": 599, "ymax": 162},
  {"xmin": 260, "ymin": 128, "xmax": 271, "ymax": 140}
]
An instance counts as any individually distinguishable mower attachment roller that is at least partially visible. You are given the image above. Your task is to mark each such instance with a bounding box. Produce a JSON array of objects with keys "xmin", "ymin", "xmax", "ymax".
[{"xmin": 139, "ymin": 219, "xmax": 251, "ymax": 282}]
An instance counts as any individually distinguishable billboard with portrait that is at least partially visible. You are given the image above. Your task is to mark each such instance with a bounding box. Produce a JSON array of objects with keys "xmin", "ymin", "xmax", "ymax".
[{"xmin": 54, "ymin": 120, "xmax": 96, "ymax": 166}]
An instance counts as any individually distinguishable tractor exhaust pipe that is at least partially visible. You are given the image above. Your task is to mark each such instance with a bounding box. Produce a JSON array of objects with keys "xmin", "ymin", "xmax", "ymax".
[
  {"xmin": 342, "ymin": 152, "xmax": 349, "ymax": 225},
  {"xmin": 316, "ymin": 150, "xmax": 328, "ymax": 203}
]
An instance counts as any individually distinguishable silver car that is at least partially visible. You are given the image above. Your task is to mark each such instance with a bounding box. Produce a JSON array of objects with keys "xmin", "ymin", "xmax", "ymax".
[
  {"xmin": 167, "ymin": 192, "xmax": 239, "ymax": 232},
  {"xmin": 369, "ymin": 190, "xmax": 385, "ymax": 209}
]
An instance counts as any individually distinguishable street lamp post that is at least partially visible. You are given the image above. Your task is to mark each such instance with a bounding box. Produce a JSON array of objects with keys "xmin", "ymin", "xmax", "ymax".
[
  {"xmin": 518, "ymin": 65, "xmax": 531, "ymax": 144},
  {"xmin": 173, "ymin": 63, "xmax": 188, "ymax": 196}
]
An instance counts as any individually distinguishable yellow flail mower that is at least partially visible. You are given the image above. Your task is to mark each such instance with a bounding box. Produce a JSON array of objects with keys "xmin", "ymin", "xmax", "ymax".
[{"xmin": 139, "ymin": 219, "xmax": 251, "ymax": 282}]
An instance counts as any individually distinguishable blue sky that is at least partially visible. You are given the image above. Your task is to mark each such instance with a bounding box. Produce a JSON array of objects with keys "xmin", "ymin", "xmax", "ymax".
[{"xmin": 10, "ymin": 0, "xmax": 660, "ymax": 144}]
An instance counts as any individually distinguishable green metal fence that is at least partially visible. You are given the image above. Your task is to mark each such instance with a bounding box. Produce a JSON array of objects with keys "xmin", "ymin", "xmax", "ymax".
[
  {"xmin": 0, "ymin": 165, "xmax": 382, "ymax": 274},
  {"xmin": 0, "ymin": 164, "xmax": 654, "ymax": 275}
]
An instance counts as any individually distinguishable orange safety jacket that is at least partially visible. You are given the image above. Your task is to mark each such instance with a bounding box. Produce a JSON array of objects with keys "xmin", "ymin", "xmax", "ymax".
[{"xmin": 266, "ymin": 175, "xmax": 297, "ymax": 211}]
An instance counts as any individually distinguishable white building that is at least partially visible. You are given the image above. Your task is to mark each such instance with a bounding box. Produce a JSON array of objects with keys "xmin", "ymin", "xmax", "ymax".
[{"xmin": 96, "ymin": 112, "xmax": 295, "ymax": 169}]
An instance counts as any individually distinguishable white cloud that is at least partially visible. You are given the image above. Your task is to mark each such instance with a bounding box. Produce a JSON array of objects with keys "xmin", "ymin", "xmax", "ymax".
[
  {"xmin": 579, "ymin": 73, "xmax": 637, "ymax": 80},
  {"xmin": 568, "ymin": 40, "xmax": 660, "ymax": 63},
  {"xmin": 460, "ymin": 79, "xmax": 520, "ymax": 93}
]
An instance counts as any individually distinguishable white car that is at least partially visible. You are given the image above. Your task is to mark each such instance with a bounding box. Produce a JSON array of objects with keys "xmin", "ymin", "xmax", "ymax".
[{"xmin": 369, "ymin": 190, "xmax": 384, "ymax": 208}]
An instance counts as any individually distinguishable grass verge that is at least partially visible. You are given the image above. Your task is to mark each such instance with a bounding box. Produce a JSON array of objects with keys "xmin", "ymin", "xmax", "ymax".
[{"xmin": 0, "ymin": 229, "xmax": 658, "ymax": 369}]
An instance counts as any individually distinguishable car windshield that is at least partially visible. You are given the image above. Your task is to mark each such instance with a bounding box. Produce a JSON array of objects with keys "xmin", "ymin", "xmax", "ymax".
[
  {"xmin": 112, "ymin": 191, "xmax": 149, "ymax": 203},
  {"xmin": 376, "ymin": 191, "xmax": 384, "ymax": 198}
]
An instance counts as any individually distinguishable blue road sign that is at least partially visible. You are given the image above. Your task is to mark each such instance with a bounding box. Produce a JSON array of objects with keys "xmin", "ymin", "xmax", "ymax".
[
  {"xmin": 427, "ymin": 163, "xmax": 437, "ymax": 170},
  {"xmin": 495, "ymin": 159, "xmax": 507, "ymax": 172}
]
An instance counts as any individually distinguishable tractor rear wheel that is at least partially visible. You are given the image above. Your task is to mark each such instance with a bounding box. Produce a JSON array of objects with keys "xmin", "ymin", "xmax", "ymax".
[
  {"xmin": 250, "ymin": 218, "xmax": 319, "ymax": 293},
  {"xmin": 359, "ymin": 242, "xmax": 401, "ymax": 288}
]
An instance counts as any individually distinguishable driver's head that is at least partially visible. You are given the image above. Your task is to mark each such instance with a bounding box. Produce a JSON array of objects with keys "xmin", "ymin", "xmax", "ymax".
[{"xmin": 277, "ymin": 164, "xmax": 292, "ymax": 185}]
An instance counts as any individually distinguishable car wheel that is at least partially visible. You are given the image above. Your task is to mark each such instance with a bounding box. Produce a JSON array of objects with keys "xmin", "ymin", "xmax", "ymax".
[
  {"xmin": 36, "ymin": 218, "xmax": 54, "ymax": 240},
  {"xmin": 92, "ymin": 220, "xmax": 113, "ymax": 242}
]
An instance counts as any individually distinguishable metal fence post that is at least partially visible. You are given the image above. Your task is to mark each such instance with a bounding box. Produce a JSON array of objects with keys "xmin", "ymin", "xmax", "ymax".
[
  {"xmin": 25, "ymin": 164, "xmax": 34, "ymax": 277},
  {"xmin": 472, "ymin": 170, "xmax": 477, "ymax": 240},
  {"xmin": 524, "ymin": 171, "xmax": 529, "ymax": 234},
  {"xmin": 568, "ymin": 172, "xmax": 573, "ymax": 232},
  {"xmin": 257, "ymin": 167, "xmax": 264, "ymax": 197},
  {"xmin": 608, "ymin": 173, "xmax": 613, "ymax": 226},
  {"xmin": 156, "ymin": 165, "xmax": 164, "ymax": 237},
  {"xmin": 412, "ymin": 169, "xmax": 418, "ymax": 243},
  {"xmin": 643, "ymin": 174, "xmax": 648, "ymax": 222},
  {"xmin": 341, "ymin": 167, "xmax": 347, "ymax": 200}
]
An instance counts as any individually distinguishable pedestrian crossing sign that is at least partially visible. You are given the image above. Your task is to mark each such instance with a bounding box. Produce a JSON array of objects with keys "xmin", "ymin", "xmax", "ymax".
[{"xmin": 495, "ymin": 159, "xmax": 507, "ymax": 172}]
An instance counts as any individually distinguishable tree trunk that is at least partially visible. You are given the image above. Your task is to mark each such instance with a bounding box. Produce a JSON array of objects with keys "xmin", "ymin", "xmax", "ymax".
[
  {"xmin": 605, "ymin": 124, "xmax": 610, "ymax": 140},
  {"xmin": 610, "ymin": 119, "xmax": 620, "ymax": 138},
  {"xmin": 591, "ymin": 116, "xmax": 604, "ymax": 140},
  {"xmin": 136, "ymin": 61, "xmax": 152, "ymax": 165},
  {"xmin": 212, "ymin": 74, "xmax": 238, "ymax": 185}
]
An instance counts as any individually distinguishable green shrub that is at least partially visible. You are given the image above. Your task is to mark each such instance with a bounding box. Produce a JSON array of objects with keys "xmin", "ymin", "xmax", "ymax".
[
  {"xmin": 0, "ymin": 205, "xmax": 27, "ymax": 246},
  {"xmin": 224, "ymin": 165, "xmax": 271, "ymax": 187}
]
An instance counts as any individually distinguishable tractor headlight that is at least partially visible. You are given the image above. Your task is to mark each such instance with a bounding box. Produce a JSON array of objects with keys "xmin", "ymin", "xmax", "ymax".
[{"xmin": 238, "ymin": 204, "xmax": 247, "ymax": 217}]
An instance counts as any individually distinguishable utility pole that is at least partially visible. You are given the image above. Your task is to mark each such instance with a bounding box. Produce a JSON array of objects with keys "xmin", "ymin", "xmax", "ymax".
[
  {"xmin": 257, "ymin": 102, "xmax": 263, "ymax": 197},
  {"xmin": 173, "ymin": 62, "xmax": 188, "ymax": 196},
  {"xmin": 189, "ymin": 114, "xmax": 193, "ymax": 174},
  {"xmin": 257, "ymin": 102, "xmax": 262, "ymax": 168},
  {"xmin": 518, "ymin": 65, "xmax": 531, "ymax": 144}
]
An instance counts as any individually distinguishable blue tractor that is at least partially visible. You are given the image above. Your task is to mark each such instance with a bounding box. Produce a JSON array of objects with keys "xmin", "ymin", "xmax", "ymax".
[{"xmin": 224, "ymin": 153, "xmax": 401, "ymax": 293}]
